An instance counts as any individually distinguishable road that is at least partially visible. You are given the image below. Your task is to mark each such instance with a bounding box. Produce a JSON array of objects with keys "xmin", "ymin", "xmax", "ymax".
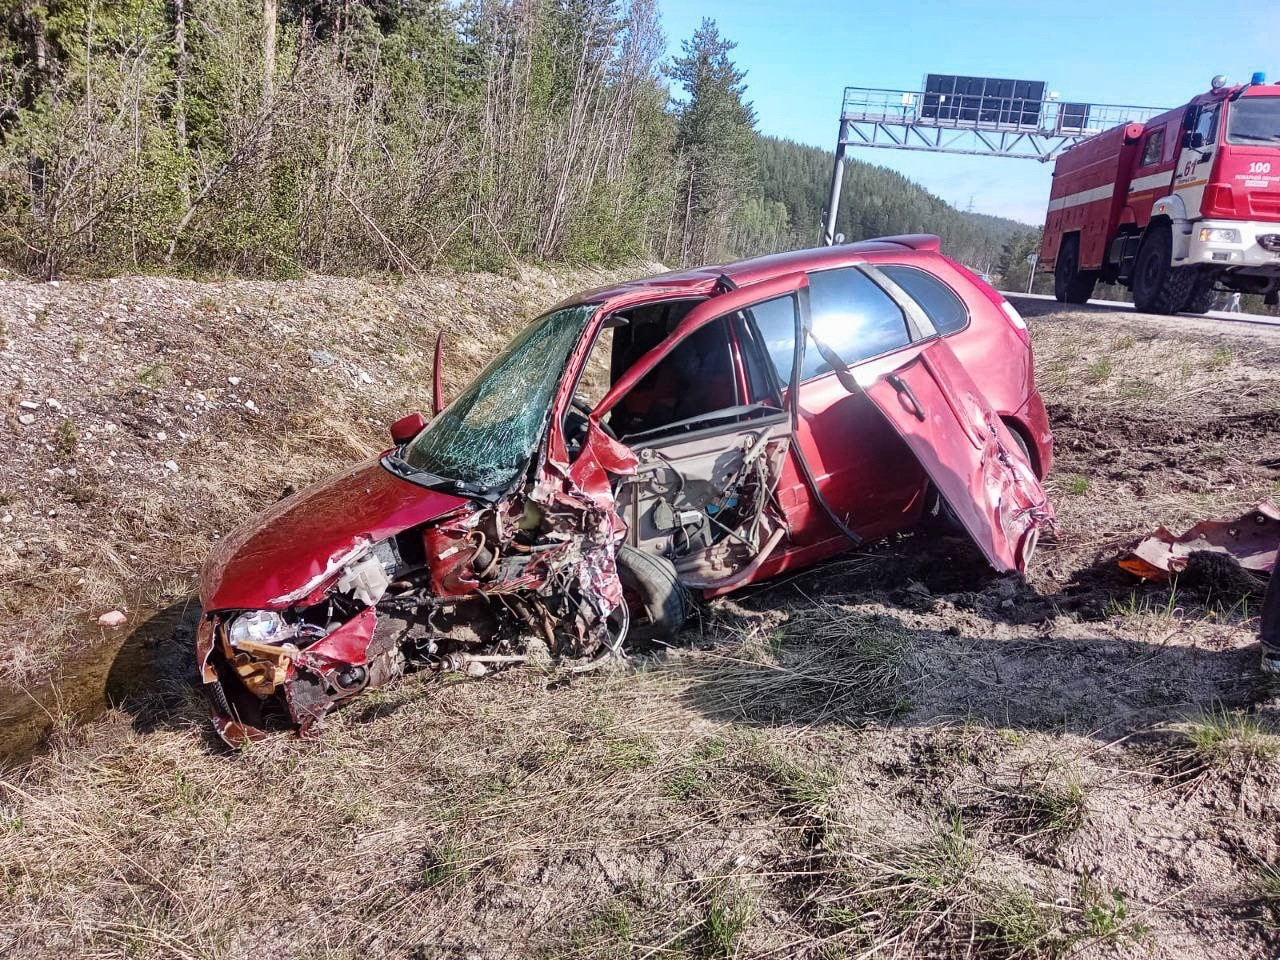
[{"xmin": 1003, "ymin": 290, "xmax": 1280, "ymax": 332}]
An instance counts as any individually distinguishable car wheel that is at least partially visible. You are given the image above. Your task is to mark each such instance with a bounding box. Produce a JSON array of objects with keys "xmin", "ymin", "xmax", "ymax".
[
  {"xmin": 1132, "ymin": 224, "xmax": 1194, "ymax": 314},
  {"xmin": 1182, "ymin": 271, "xmax": 1216, "ymax": 314},
  {"xmin": 615, "ymin": 543, "xmax": 689, "ymax": 643},
  {"xmin": 1053, "ymin": 236, "xmax": 1097, "ymax": 304},
  {"xmin": 1005, "ymin": 423, "xmax": 1034, "ymax": 471}
]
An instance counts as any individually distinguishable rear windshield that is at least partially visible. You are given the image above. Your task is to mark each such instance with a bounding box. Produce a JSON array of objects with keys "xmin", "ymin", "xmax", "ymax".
[{"xmin": 1227, "ymin": 97, "xmax": 1280, "ymax": 145}]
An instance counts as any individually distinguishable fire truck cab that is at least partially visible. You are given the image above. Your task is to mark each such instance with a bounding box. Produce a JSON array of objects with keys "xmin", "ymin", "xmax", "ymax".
[{"xmin": 1040, "ymin": 74, "xmax": 1280, "ymax": 314}]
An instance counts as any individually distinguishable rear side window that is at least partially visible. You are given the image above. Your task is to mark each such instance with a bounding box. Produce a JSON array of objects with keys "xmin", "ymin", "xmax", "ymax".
[
  {"xmin": 804, "ymin": 267, "xmax": 909, "ymax": 380},
  {"xmin": 1140, "ymin": 128, "xmax": 1164, "ymax": 166},
  {"xmin": 879, "ymin": 264, "xmax": 969, "ymax": 336}
]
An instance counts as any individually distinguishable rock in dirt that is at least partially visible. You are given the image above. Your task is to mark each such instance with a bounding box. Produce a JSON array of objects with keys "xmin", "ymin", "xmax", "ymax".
[{"xmin": 97, "ymin": 610, "xmax": 128, "ymax": 628}]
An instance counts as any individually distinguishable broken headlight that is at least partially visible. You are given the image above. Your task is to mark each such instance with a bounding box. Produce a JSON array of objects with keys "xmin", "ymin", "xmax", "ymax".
[{"xmin": 228, "ymin": 610, "xmax": 290, "ymax": 648}]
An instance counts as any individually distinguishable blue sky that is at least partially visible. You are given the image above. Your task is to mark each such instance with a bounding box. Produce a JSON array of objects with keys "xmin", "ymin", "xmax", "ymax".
[{"xmin": 655, "ymin": 0, "xmax": 1279, "ymax": 225}]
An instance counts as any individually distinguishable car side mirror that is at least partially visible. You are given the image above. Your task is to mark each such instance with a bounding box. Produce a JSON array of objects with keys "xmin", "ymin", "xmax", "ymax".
[{"xmin": 389, "ymin": 411, "xmax": 427, "ymax": 445}]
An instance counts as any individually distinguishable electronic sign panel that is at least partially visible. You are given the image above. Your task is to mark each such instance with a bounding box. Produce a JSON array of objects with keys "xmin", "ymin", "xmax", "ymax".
[{"xmin": 921, "ymin": 74, "xmax": 1045, "ymax": 126}]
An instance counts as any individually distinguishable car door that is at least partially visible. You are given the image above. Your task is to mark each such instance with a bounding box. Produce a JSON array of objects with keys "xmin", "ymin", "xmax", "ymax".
[
  {"xmin": 859, "ymin": 338, "xmax": 1055, "ymax": 572},
  {"xmin": 784, "ymin": 265, "xmax": 933, "ymax": 544},
  {"xmin": 1174, "ymin": 100, "xmax": 1221, "ymax": 218},
  {"xmin": 591, "ymin": 274, "xmax": 809, "ymax": 590}
]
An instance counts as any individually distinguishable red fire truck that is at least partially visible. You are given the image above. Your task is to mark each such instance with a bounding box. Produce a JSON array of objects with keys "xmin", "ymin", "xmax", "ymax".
[{"xmin": 1040, "ymin": 73, "xmax": 1280, "ymax": 313}]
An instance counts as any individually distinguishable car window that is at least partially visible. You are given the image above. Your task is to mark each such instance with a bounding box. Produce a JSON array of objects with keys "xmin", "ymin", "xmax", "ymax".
[
  {"xmin": 879, "ymin": 264, "xmax": 969, "ymax": 336},
  {"xmin": 804, "ymin": 267, "xmax": 910, "ymax": 379},
  {"xmin": 1226, "ymin": 96, "xmax": 1280, "ymax": 145},
  {"xmin": 1193, "ymin": 103, "xmax": 1220, "ymax": 147},
  {"xmin": 743, "ymin": 294, "xmax": 797, "ymax": 387},
  {"xmin": 609, "ymin": 316, "xmax": 741, "ymax": 440},
  {"xmin": 1140, "ymin": 128, "xmax": 1164, "ymax": 166}
]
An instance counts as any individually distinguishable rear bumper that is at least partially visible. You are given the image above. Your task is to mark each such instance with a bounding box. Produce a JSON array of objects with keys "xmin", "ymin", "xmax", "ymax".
[{"xmin": 1184, "ymin": 219, "xmax": 1280, "ymax": 271}]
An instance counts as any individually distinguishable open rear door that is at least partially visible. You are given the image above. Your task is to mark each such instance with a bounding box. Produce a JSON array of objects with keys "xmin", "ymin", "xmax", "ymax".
[{"xmin": 862, "ymin": 339, "xmax": 1055, "ymax": 573}]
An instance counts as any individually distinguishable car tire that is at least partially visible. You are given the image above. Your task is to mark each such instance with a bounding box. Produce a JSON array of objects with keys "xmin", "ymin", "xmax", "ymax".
[
  {"xmin": 1182, "ymin": 271, "xmax": 1216, "ymax": 314},
  {"xmin": 1132, "ymin": 224, "xmax": 1195, "ymax": 314},
  {"xmin": 615, "ymin": 543, "xmax": 689, "ymax": 643},
  {"xmin": 1054, "ymin": 236, "xmax": 1098, "ymax": 304},
  {"xmin": 1005, "ymin": 424, "xmax": 1034, "ymax": 471},
  {"xmin": 923, "ymin": 423, "xmax": 1037, "ymax": 535}
]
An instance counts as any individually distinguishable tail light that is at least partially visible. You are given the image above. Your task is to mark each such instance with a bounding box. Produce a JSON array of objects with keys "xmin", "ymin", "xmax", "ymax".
[{"xmin": 951, "ymin": 261, "xmax": 1032, "ymax": 347}]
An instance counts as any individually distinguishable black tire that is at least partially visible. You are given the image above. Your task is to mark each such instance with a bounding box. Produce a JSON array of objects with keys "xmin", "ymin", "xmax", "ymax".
[
  {"xmin": 922, "ymin": 422, "xmax": 1038, "ymax": 537},
  {"xmin": 615, "ymin": 543, "xmax": 689, "ymax": 643},
  {"xmin": 1131, "ymin": 224, "xmax": 1195, "ymax": 314},
  {"xmin": 1182, "ymin": 271, "xmax": 1216, "ymax": 314},
  {"xmin": 1005, "ymin": 423, "xmax": 1036, "ymax": 474},
  {"xmin": 204, "ymin": 678, "xmax": 235, "ymax": 717},
  {"xmin": 1054, "ymin": 236, "xmax": 1098, "ymax": 304}
]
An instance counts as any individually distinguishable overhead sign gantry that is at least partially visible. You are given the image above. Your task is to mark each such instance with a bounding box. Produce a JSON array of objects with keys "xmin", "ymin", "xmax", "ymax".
[{"xmin": 822, "ymin": 74, "xmax": 1167, "ymax": 244}]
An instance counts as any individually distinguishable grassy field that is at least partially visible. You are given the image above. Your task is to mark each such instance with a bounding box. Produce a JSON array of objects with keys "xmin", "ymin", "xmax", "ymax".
[{"xmin": 1, "ymin": 281, "xmax": 1279, "ymax": 959}]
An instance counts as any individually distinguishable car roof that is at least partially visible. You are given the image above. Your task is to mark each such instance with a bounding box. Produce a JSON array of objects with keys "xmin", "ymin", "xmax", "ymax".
[{"xmin": 561, "ymin": 235, "xmax": 943, "ymax": 309}]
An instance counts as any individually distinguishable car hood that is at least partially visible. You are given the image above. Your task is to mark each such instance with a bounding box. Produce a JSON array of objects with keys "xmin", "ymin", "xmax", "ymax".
[{"xmin": 201, "ymin": 456, "xmax": 470, "ymax": 611}]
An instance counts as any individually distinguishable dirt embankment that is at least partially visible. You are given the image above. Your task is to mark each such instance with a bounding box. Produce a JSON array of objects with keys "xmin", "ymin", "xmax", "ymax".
[
  {"xmin": 0, "ymin": 287, "xmax": 1279, "ymax": 960},
  {"xmin": 0, "ymin": 263, "xmax": 650, "ymax": 749}
]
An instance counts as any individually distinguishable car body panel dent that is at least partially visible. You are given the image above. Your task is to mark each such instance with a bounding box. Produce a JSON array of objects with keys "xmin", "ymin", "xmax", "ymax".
[
  {"xmin": 861, "ymin": 340, "xmax": 1056, "ymax": 572},
  {"xmin": 201, "ymin": 458, "xmax": 469, "ymax": 611}
]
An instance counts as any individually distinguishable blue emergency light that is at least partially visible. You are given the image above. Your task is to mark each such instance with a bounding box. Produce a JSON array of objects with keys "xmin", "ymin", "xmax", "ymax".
[{"xmin": 1251, "ymin": 71, "xmax": 1267, "ymax": 84}]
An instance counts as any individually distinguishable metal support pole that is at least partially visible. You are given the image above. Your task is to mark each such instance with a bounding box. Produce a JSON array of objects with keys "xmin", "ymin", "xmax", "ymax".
[{"xmin": 822, "ymin": 120, "xmax": 847, "ymax": 246}]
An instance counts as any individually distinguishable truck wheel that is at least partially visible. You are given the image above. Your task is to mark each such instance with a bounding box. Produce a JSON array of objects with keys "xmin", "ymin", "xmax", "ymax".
[
  {"xmin": 1132, "ymin": 224, "xmax": 1195, "ymax": 314},
  {"xmin": 1182, "ymin": 271, "xmax": 1216, "ymax": 314},
  {"xmin": 1053, "ymin": 236, "xmax": 1097, "ymax": 304},
  {"xmin": 615, "ymin": 544, "xmax": 689, "ymax": 643}
]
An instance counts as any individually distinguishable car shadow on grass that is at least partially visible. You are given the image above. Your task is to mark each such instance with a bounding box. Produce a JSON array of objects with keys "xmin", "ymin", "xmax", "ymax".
[
  {"xmin": 676, "ymin": 541, "xmax": 1277, "ymax": 744},
  {"xmin": 102, "ymin": 597, "xmax": 230, "ymax": 751}
]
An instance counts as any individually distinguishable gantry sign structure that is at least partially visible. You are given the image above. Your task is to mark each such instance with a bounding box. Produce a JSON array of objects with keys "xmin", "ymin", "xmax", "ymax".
[{"xmin": 822, "ymin": 74, "xmax": 1166, "ymax": 245}]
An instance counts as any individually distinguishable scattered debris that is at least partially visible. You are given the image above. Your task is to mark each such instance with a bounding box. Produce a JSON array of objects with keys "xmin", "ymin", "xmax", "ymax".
[
  {"xmin": 96, "ymin": 610, "xmax": 127, "ymax": 628},
  {"xmin": 1121, "ymin": 499, "xmax": 1279, "ymax": 580}
]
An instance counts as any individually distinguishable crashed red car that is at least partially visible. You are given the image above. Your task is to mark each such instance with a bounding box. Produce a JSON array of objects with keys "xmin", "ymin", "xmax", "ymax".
[{"xmin": 197, "ymin": 235, "xmax": 1056, "ymax": 744}]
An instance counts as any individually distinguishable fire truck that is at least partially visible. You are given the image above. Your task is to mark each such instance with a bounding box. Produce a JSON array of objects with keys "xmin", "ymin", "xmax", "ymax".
[{"xmin": 1040, "ymin": 73, "xmax": 1280, "ymax": 313}]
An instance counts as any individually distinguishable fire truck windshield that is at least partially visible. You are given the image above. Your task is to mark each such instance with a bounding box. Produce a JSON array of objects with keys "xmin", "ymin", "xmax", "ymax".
[{"xmin": 1227, "ymin": 96, "xmax": 1280, "ymax": 145}]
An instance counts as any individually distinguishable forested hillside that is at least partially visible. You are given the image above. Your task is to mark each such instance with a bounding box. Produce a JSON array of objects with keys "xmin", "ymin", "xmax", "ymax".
[
  {"xmin": 732, "ymin": 136, "xmax": 1029, "ymax": 271},
  {"xmin": 0, "ymin": 1, "xmax": 1034, "ymax": 280}
]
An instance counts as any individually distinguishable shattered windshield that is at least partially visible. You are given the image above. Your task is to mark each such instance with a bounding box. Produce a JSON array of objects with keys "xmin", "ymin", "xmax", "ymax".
[
  {"xmin": 402, "ymin": 304, "xmax": 595, "ymax": 490},
  {"xmin": 1227, "ymin": 97, "xmax": 1280, "ymax": 145}
]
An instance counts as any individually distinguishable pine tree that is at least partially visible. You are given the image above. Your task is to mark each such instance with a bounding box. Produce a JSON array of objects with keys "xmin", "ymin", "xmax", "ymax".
[{"xmin": 668, "ymin": 17, "xmax": 756, "ymax": 264}]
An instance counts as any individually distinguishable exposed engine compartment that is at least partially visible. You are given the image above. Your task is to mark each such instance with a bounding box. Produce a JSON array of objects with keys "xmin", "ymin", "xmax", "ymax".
[{"xmin": 202, "ymin": 491, "xmax": 630, "ymax": 743}]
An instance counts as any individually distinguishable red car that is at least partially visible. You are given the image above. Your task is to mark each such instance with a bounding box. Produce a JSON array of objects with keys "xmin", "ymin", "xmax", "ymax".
[{"xmin": 198, "ymin": 235, "xmax": 1055, "ymax": 744}]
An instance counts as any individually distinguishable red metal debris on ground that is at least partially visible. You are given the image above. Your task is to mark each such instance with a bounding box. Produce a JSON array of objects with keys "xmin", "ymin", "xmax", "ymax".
[{"xmin": 1120, "ymin": 499, "xmax": 1280, "ymax": 580}]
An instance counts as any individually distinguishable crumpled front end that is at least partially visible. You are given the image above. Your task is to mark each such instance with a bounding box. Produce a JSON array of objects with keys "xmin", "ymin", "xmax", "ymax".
[{"xmin": 198, "ymin": 425, "xmax": 639, "ymax": 747}]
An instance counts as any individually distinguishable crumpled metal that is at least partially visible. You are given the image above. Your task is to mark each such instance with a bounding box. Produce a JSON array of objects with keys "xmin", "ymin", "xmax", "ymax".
[{"xmin": 1119, "ymin": 498, "xmax": 1280, "ymax": 580}]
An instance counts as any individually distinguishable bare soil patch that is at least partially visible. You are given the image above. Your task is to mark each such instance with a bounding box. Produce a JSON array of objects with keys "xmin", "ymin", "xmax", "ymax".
[{"xmin": 2, "ymin": 292, "xmax": 1279, "ymax": 959}]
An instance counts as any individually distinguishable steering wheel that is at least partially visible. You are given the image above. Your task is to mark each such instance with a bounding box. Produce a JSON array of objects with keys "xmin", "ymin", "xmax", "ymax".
[{"xmin": 564, "ymin": 396, "xmax": 618, "ymax": 456}]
